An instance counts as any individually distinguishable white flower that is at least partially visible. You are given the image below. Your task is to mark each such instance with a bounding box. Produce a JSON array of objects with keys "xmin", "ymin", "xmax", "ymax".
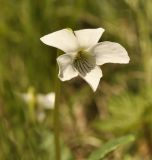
[
  {"xmin": 40, "ymin": 28, "xmax": 130, "ymax": 92},
  {"xmin": 37, "ymin": 93, "xmax": 55, "ymax": 109},
  {"xmin": 20, "ymin": 92, "xmax": 55, "ymax": 109}
]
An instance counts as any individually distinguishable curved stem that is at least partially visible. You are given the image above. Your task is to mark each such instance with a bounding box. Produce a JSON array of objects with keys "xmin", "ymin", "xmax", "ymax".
[{"xmin": 54, "ymin": 49, "xmax": 61, "ymax": 160}]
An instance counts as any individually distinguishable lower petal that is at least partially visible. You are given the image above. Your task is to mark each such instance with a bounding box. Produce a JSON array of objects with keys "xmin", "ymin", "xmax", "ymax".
[
  {"xmin": 57, "ymin": 54, "xmax": 78, "ymax": 81},
  {"xmin": 80, "ymin": 66, "xmax": 102, "ymax": 92}
]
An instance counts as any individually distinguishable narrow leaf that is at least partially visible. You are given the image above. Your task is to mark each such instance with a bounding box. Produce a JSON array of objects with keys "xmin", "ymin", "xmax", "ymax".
[{"xmin": 88, "ymin": 135, "xmax": 135, "ymax": 160}]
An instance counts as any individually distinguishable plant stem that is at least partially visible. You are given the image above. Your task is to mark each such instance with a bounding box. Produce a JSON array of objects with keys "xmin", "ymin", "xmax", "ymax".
[{"xmin": 54, "ymin": 49, "xmax": 61, "ymax": 160}]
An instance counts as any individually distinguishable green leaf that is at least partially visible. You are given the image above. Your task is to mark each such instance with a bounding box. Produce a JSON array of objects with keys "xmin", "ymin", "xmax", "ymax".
[{"xmin": 88, "ymin": 135, "xmax": 135, "ymax": 160}]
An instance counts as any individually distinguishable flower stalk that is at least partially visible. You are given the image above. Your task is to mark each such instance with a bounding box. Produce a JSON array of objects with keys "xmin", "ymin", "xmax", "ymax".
[{"xmin": 53, "ymin": 49, "xmax": 61, "ymax": 160}]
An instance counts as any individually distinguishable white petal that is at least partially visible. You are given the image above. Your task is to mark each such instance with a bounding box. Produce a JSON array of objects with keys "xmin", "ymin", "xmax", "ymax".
[
  {"xmin": 91, "ymin": 41, "xmax": 130, "ymax": 65},
  {"xmin": 80, "ymin": 66, "xmax": 102, "ymax": 92},
  {"xmin": 37, "ymin": 93, "xmax": 55, "ymax": 109},
  {"xmin": 40, "ymin": 29, "xmax": 79, "ymax": 53},
  {"xmin": 74, "ymin": 28, "xmax": 105, "ymax": 50},
  {"xmin": 57, "ymin": 54, "xmax": 78, "ymax": 81}
]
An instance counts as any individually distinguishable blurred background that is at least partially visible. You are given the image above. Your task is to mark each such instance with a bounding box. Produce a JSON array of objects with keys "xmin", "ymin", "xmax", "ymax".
[{"xmin": 0, "ymin": 0, "xmax": 152, "ymax": 159}]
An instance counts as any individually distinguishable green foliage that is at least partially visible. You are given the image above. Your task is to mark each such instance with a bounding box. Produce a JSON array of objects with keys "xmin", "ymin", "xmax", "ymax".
[
  {"xmin": 94, "ymin": 92, "xmax": 147, "ymax": 133},
  {"xmin": 88, "ymin": 135, "xmax": 135, "ymax": 160}
]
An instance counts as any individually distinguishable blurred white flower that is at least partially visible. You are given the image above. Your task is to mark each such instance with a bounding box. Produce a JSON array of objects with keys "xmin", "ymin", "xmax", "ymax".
[
  {"xmin": 37, "ymin": 93, "xmax": 55, "ymax": 109},
  {"xmin": 40, "ymin": 28, "xmax": 130, "ymax": 91},
  {"xmin": 21, "ymin": 92, "xmax": 55, "ymax": 109}
]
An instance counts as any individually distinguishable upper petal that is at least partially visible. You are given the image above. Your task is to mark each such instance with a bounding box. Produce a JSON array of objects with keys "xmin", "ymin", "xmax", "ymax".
[
  {"xmin": 74, "ymin": 28, "xmax": 105, "ymax": 50},
  {"xmin": 80, "ymin": 66, "xmax": 102, "ymax": 92},
  {"xmin": 57, "ymin": 53, "xmax": 78, "ymax": 81},
  {"xmin": 40, "ymin": 29, "xmax": 79, "ymax": 53},
  {"xmin": 91, "ymin": 41, "xmax": 130, "ymax": 65}
]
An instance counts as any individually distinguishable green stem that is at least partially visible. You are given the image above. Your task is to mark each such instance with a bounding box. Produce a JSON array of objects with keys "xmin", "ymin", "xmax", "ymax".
[{"xmin": 54, "ymin": 49, "xmax": 61, "ymax": 160}]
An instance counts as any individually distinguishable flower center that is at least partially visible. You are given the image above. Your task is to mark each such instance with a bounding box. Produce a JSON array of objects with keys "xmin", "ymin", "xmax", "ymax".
[{"xmin": 73, "ymin": 51, "xmax": 96, "ymax": 76}]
